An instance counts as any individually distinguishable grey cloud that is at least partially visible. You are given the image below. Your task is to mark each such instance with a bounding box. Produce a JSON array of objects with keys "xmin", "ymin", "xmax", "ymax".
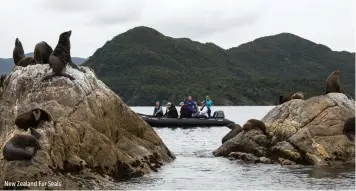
[
  {"xmin": 89, "ymin": 6, "xmax": 143, "ymax": 26},
  {"xmin": 38, "ymin": 0, "xmax": 96, "ymax": 13}
]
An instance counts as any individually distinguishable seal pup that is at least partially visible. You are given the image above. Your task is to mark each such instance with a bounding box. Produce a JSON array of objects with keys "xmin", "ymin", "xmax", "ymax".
[
  {"xmin": 343, "ymin": 117, "xmax": 355, "ymax": 141},
  {"xmin": 17, "ymin": 57, "xmax": 36, "ymax": 67},
  {"xmin": 279, "ymin": 92, "xmax": 304, "ymax": 105},
  {"xmin": 325, "ymin": 70, "xmax": 353, "ymax": 99},
  {"xmin": 15, "ymin": 108, "xmax": 52, "ymax": 131},
  {"xmin": 3, "ymin": 134, "xmax": 41, "ymax": 161},
  {"xmin": 41, "ymin": 30, "xmax": 76, "ymax": 82},
  {"xmin": 34, "ymin": 41, "xmax": 53, "ymax": 64},
  {"xmin": 222, "ymin": 123, "xmax": 242, "ymax": 144},
  {"xmin": 13, "ymin": 38, "xmax": 25, "ymax": 65},
  {"xmin": 242, "ymin": 119, "xmax": 266, "ymax": 134}
]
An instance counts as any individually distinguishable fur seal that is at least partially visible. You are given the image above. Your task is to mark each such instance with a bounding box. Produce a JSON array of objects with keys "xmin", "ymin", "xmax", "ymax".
[
  {"xmin": 41, "ymin": 30, "xmax": 76, "ymax": 82},
  {"xmin": 13, "ymin": 38, "xmax": 25, "ymax": 65},
  {"xmin": 15, "ymin": 108, "xmax": 52, "ymax": 131},
  {"xmin": 17, "ymin": 57, "xmax": 36, "ymax": 67},
  {"xmin": 222, "ymin": 123, "xmax": 242, "ymax": 144},
  {"xmin": 325, "ymin": 70, "xmax": 353, "ymax": 99},
  {"xmin": 34, "ymin": 41, "xmax": 53, "ymax": 64},
  {"xmin": 343, "ymin": 117, "xmax": 355, "ymax": 141},
  {"xmin": 279, "ymin": 92, "xmax": 304, "ymax": 105},
  {"xmin": 242, "ymin": 119, "xmax": 266, "ymax": 134},
  {"xmin": 3, "ymin": 134, "xmax": 41, "ymax": 161}
]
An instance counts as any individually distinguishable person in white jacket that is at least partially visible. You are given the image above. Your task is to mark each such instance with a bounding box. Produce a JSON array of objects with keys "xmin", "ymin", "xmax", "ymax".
[{"xmin": 194, "ymin": 101, "xmax": 209, "ymax": 118}]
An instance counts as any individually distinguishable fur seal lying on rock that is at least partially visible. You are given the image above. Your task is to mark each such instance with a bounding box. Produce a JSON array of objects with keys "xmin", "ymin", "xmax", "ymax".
[
  {"xmin": 242, "ymin": 119, "xmax": 266, "ymax": 134},
  {"xmin": 15, "ymin": 108, "xmax": 52, "ymax": 131},
  {"xmin": 3, "ymin": 134, "xmax": 41, "ymax": 161},
  {"xmin": 17, "ymin": 57, "xmax": 36, "ymax": 67},
  {"xmin": 222, "ymin": 123, "xmax": 242, "ymax": 144},
  {"xmin": 34, "ymin": 41, "xmax": 53, "ymax": 64},
  {"xmin": 41, "ymin": 30, "xmax": 78, "ymax": 82},
  {"xmin": 343, "ymin": 117, "xmax": 355, "ymax": 141},
  {"xmin": 279, "ymin": 92, "xmax": 304, "ymax": 105},
  {"xmin": 13, "ymin": 38, "xmax": 25, "ymax": 65},
  {"xmin": 325, "ymin": 70, "xmax": 353, "ymax": 99}
]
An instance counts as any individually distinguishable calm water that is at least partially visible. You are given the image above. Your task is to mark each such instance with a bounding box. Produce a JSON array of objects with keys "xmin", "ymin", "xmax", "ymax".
[{"xmin": 117, "ymin": 106, "xmax": 355, "ymax": 190}]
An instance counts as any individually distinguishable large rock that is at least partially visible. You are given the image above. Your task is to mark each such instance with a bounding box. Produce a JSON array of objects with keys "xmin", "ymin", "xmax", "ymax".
[
  {"xmin": 214, "ymin": 93, "xmax": 355, "ymax": 166},
  {"xmin": 0, "ymin": 65, "xmax": 175, "ymax": 189}
]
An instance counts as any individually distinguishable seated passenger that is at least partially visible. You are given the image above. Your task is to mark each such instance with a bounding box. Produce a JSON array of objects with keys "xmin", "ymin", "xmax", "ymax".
[
  {"xmin": 164, "ymin": 102, "xmax": 178, "ymax": 118},
  {"xmin": 194, "ymin": 101, "xmax": 208, "ymax": 118},
  {"xmin": 153, "ymin": 101, "xmax": 163, "ymax": 117},
  {"xmin": 180, "ymin": 102, "xmax": 190, "ymax": 118}
]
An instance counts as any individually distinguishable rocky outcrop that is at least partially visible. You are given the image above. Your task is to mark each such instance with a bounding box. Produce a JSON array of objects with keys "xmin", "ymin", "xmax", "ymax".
[
  {"xmin": 0, "ymin": 64, "xmax": 175, "ymax": 189},
  {"xmin": 214, "ymin": 93, "xmax": 355, "ymax": 166}
]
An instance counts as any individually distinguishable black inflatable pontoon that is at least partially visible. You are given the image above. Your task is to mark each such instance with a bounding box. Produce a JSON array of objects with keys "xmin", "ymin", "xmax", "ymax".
[{"xmin": 138, "ymin": 110, "xmax": 234, "ymax": 127}]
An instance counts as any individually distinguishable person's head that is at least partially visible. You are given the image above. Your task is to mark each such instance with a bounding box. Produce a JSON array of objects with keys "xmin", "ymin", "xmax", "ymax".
[
  {"xmin": 188, "ymin": 96, "xmax": 192, "ymax": 101},
  {"xmin": 155, "ymin": 101, "xmax": 160, "ymax": 107},
  {"xmin": 206, "ymin": 96, "xmax": 210, "ymax": 100},
  {"xmin": 167, "ymin": 102, "xmax": 171, "ymax": 107},
  {"xmin": 180, "ymin": 102, "xmax": 184, "ymax": 106}
]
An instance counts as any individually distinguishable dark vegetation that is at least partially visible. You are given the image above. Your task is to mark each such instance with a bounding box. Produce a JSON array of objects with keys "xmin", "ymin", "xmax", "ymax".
[{"xmin": 24, "ymin": 26, "xmax": 356, "ymax": 106}]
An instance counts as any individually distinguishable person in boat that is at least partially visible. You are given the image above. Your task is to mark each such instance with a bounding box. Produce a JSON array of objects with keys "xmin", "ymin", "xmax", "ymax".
[
  {"xmin": 179, "ymin": 102, "xmax": 190, "ymax": 118},
  {"xmin": 153, "ymin": 101, "xmax": 163, "ymax": 117},
  {"xmin": 184, "ymin": 96, "xmax": 197, "ymax": 118},
  {"xmin": 194, "ymin": 101, "xmax": 208, "ymax": 118},
  {"xmin": 204, "ymin": 96, "xmax": 213, "ymax": 117},
  {"xmin": 164, "ymin": 102, "xmax": 178, "ymax": 118}
]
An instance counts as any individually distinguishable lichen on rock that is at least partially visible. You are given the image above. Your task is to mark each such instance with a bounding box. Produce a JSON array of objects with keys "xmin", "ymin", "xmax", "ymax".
[{"xmin": 0, "ymin": 64, "xmax": 175, "ymax": 189}]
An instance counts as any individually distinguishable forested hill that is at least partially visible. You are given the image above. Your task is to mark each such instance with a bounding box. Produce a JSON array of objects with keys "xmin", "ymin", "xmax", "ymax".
[{"xmin": 82, "ymin": 26, "xmax": 355, "ymax": 106}]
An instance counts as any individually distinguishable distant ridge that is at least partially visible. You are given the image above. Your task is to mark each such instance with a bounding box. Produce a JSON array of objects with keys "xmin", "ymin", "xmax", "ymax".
[
  {"xmin": 49, "ymin": 26, "xmax": 356, "ymax": 105},
  {"xmin": 0, "ymin": 52, "xmax": 87, "ymax": 74}
]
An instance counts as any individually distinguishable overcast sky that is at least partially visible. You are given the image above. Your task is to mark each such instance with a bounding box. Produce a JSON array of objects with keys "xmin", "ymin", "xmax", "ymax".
[{"xmin": 0, "ymin": 0, "xmax": 354, "ymax": 58}]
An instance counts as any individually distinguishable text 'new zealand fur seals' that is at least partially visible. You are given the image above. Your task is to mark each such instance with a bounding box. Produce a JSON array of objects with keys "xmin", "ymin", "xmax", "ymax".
[
  {"xmin": 3, "ymin": 134, "xmax": 41, "ymax": 161},
  {"xmin": 34, "ymin": 41, "xmax": 53, "ymax": 64},
  {"xmin": 242, "ymin": 119, "xmax": 266, "ymax": 134},
  {"xmin": 222, "ymin": 123, "xmax": 242, "ymax": 144},
  {"xmin": 343, "ymin": 117, "xmax": 355, "ymax": 141},
  {"xmin": 279, "ymin": 92, "xmax": 304, "ymax": 105},
  {"xmin": 325, "ymin": 70, "xmax": 353, "ymax": 99},
  {"xmin": 15, "ymin": 108, "xmax": 52, "ymax": 131},
  {"xmin": 13, "ymin": 38, "xmax": 25, "ymax": 65}
]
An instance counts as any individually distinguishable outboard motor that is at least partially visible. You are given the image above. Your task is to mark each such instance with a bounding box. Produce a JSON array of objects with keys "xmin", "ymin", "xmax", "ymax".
[{"xmin": 213, "ymin": 110, "xmax": 225, "ymax": 118}]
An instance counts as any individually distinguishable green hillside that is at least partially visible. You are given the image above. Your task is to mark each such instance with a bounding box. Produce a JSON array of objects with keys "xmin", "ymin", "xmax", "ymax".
[{"xmin": 83, "ymin": 26, "xmax": 355, "ymax": 106}]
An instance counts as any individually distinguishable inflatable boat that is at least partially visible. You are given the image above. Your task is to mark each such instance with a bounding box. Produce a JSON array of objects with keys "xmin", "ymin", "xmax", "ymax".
[{"xmin": 138, "ymin": 110, "xmax": 234, "ymax": 128}]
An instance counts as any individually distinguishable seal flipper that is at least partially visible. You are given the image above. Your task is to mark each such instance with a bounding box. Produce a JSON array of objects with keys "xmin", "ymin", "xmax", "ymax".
[
  {"xmin": 30, "ymin": 127, "xmax": 41, "ymax": 140},
  {"xmin": 59, "ymin": 72, "xmax": 75, "ymax": 80},
  {"xmin": 41, "ymin": 72, "xmax": 75, "ymax": 81},
  {"xmin": 41, "ymin": 72, "xmax": 56, "ymax": 82}
]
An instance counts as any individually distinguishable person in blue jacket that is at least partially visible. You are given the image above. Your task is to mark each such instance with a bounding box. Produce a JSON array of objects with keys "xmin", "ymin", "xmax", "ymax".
[
  {"xmin": 204, "ymin": 95, "xmax": 212, "ymax": 117},
  {"xmin": 184, "ymin": 96, "xmax": 197, "ymax": 118}
]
